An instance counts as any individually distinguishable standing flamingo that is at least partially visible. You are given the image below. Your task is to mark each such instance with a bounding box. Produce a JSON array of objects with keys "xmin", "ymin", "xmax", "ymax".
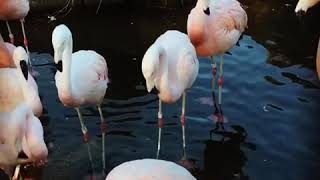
[
  {"xmin": 187, "ymin": 0, "xmax": 247, "ymax": 116},
  {"xmin": 51, "ymin": 24, "xmax": 109, "ymax": 172},
  {"xmin": 0, "ymin": 0, "xmax": 34, "ymax": 72},
  {"xmin": 0, "ymin": 104, "xmax": 47, "ymax": 180},
  {"xmin": 105, "ymin": 159, "xmax": 196, "ymax": 180},
  {"xmin": 142, "ymin": 30, "xmax": 199, "ymax": 159},
  {"xmin": 0, "ymin": 46, "xmax": 42, "ymax": 117}
]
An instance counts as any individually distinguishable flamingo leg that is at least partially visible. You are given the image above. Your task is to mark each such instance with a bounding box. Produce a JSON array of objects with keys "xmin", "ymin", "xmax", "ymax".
[
  {"xmin": 218, "ymin": 55, "xmax": 224, "ymax": 105},
  {"xmin": 156, "ymin": 100, "xmax": 163, "ymax": 159},
  {"xmin": 181, "ymin": 92, "xmax": 187, "ymax": 159},
  {"xmin": 98, "ymin": 106, "xmax": 106, "ymax": 174},
  {"xmin": 5, "ymin": 21, "xmax": 14, "ymax": 44},
  {"xmin": 75, "ymin": 108, "xmax": 94, "ymax": 173},
  {"xmin": 211, "ymin": 56, "xmax": 217, "ymax": 92}
]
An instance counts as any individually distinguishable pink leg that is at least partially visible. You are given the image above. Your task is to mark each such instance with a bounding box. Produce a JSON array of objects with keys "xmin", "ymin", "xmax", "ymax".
[
  {"xmin": 6, "ymin": 21, "xmax": 14, "ymax": 44},
  {"xmin": 156, "ymin": 100, "xmax": 163, "ymax": 159}
]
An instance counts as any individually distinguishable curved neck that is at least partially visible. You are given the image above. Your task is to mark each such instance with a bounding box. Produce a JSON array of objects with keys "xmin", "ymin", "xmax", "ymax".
[
  {"xmin": 60, "ymin": 37, "xmax": 73, "ymax": 98},
  {"xmin": 15, "ymin": 67, "xmax": 37, "ymax": 102},
  {"xmin": 152, "ymin": 44, "xmax": 170, "ymax": 92}
]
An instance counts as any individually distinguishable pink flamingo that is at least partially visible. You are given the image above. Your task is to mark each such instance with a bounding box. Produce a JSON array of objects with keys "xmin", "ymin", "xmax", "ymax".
[
  {"xmin": 0, "ymin": 0, "xmax": 34, "ymax": 72},
  {"xmin": 142, "ymin": 30, "xmax": 199, "ymax": 159},
  {"xmin": 0, "ymin": 104, "xmax": 47, "ymax": 180},
  {"xmin": 105, "ymin": 159, "xmax": 196, "ymax": 180},
  {"xmin": 0, "ymin": 46, "xmax": 43, "ymax": 117},
  {"xmin": 52, "ymin": 24, "xmax": 109, "ymax": 172},
  {"xmin": 187, "ymin": 0, "xmax": 247, "ymax": 106}
]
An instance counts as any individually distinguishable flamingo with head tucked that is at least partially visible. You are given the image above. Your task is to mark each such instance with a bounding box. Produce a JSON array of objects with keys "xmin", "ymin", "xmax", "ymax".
[
  {"xmin": 52, "ymin": 24, "xmax": 109, "ymax": 172},
  {"xmin": 142, "ymin": 30, "xmax": 199, "ymax": 159},
  {"xmin": 187, "ymin": 0, "xmax": 247, "ymax": 114}
]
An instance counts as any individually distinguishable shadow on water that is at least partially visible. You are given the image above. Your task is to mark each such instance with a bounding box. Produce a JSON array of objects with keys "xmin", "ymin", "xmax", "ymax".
[
  {"xmin": 194, "ymin": 125, "xmax": 256, "ymax": 180},
  {"xmin": 0, "ymin": 0, "xmax": 320, "ymax": 180}
]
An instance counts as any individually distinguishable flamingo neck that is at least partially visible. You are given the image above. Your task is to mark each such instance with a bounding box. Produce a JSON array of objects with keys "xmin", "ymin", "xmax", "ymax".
[
  {"xmin": 60, "ymin": 38, "xmax": 73, "ymax": 99},
  {"xmin": 152, "ymin": 44, "xmax": 169, "ymax": 92},
  {"xmin": 15, "ymin": 66, "xmax": 38, "ymax": 106}
]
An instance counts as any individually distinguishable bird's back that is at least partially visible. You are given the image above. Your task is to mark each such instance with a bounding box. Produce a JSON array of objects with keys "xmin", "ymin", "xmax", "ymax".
[
  {"xmin": 69, "ymin": 50, "xmax": 108, "ymax": 105},
  {"xmin": 0, "ymin": 0, "xmax": 29, "ymax": 20},
  {"xmin": 105, "ymin": 159, "xmax": 196, "ymax": 180}
]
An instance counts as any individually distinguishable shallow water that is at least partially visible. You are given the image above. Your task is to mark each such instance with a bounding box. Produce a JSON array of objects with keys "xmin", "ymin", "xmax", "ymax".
[{"xmin": 0, "ymin": 0, "xmax": 320, "ymax": 180}]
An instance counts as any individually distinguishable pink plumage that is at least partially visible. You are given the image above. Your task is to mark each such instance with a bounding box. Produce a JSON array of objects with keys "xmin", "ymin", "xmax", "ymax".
[{"xmin": 187, "ymin": 0, "xmax": 247, "ymax": 56}]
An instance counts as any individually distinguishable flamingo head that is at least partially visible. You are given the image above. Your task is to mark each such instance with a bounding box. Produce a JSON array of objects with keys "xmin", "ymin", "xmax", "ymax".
[
  {"xmin": 142, "ymin": 45, "xmax": 161, "ymax": 92},
  {"xmin": 13, "ymin": 46, "xmax": 29, "ymax": 80},
  {"xmin": 52, "ymin": 24, "xmax": 73, "ymax": 72}
]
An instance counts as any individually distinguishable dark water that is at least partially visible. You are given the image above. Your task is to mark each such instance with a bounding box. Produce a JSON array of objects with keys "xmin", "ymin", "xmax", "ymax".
[{"xmin": 1, "ymin": 0, "xmax": 320, "ymax": 180}]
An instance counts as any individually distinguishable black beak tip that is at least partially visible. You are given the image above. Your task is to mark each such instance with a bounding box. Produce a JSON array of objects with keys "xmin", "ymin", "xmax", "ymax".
[
  {"xmin": 55, "ymin": 60, "xmax": 63, "ymax": 72},
  {"xmin": 203, "ymin": 7, "xmax": 210, "ymax": 16},
  {"xmin": 20, "ymin": 60, "xmax": 28, "ymax": 80}
]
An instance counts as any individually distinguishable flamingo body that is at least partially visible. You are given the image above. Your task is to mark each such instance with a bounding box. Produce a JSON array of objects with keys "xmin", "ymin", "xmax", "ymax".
[
  {"xmin": 0, "ymin": 0, "xmax": 29, "ymax": 20},
  {"xmin": 105, "ymin": 159, "xmax": 196, "ymax": 180},
  {"xmin": 142, "ymin": 30, "xmax": 199, "ymax": 103},
  {"xmin": 187, "ymin": 0, "xmax": 247, "ymax": 56},
  {"xmin": 54, "ymin": 50, "xmax": 108, "ymax": 107}
]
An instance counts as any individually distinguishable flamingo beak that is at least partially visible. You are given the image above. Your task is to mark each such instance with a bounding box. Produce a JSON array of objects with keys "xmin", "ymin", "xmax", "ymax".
[
  {"xmin": 55, "ymin": 60, "xmax": 63, "ymax": 72},
  {"xmin": 20, "ymin": 60, "xmax": 28, "ymax": 80}
]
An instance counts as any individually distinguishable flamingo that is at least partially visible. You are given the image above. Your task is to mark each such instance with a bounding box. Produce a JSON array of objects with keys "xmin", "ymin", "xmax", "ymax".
[
  {"xmin": 105, "ymin": 159, "xmax": 196, "ymax": 180},
  {"xmin": 0, "ymin": 46, "xmax": 42, "ymax": 117},
  {"xmin": 141, "ymin": 30, "xmax": 199, "ymax": 159},
  {"xmin": 0, "ymin": 104, "xmax": 48, "ymax": 180},
  {"xmin": 51, "ymin": 24, "xmax": 109, "ymax": 172},
  {"xmin": 187, "ymin": 0, "xmax": 247, "ymax": 112},
  {"xmin": 0, "ymin": 0, "xmax": 34, "ymax": 72}
]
